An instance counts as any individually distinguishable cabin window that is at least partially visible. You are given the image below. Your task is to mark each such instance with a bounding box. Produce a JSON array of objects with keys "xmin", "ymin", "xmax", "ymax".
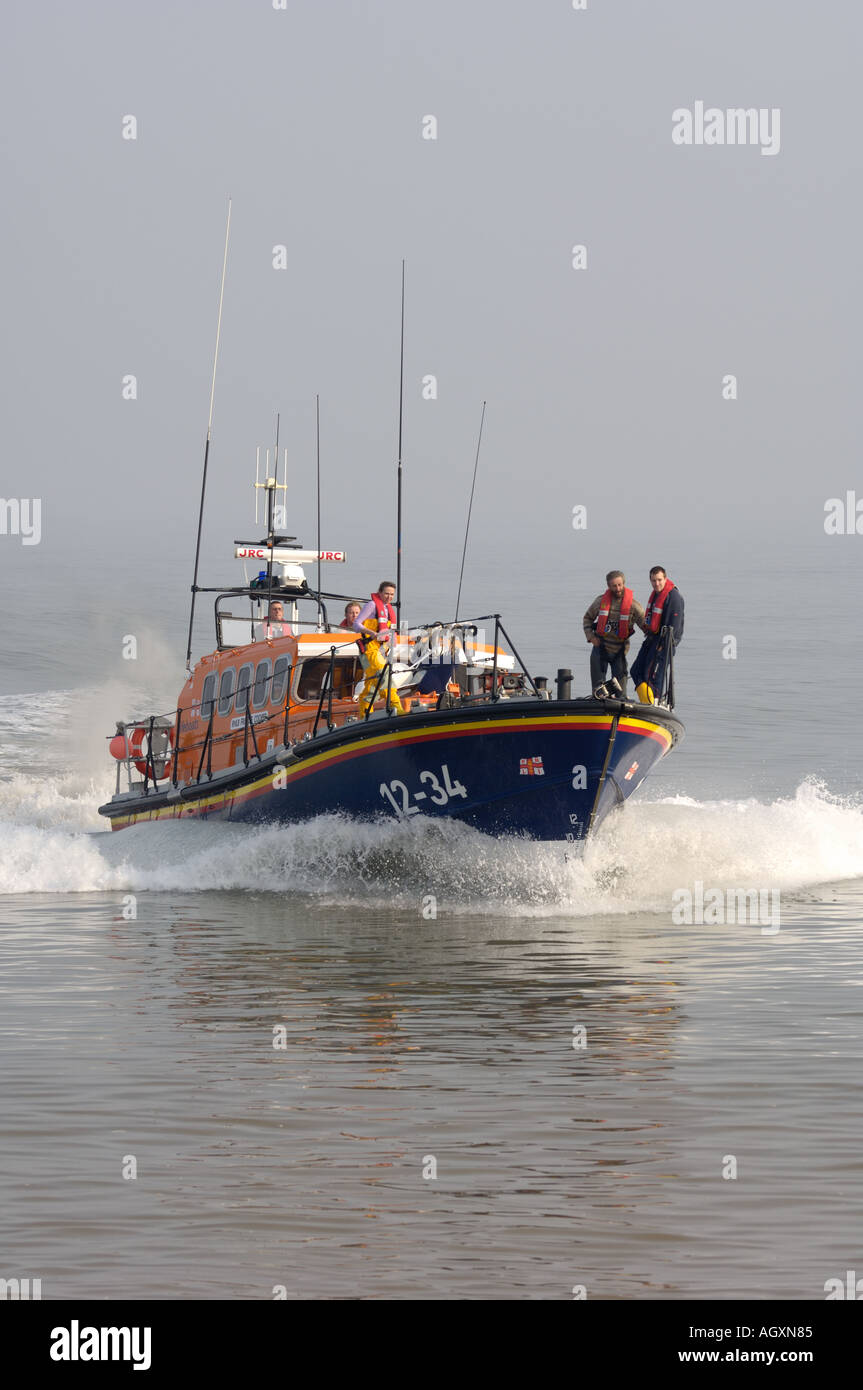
[
  {"xmin": 201, "ymin": 673, "xmax": 217, "ymax": 719},
  {"xmin": 235, "ymin": 663, "xmax": 254, "ymax": 713},
  {"xmin": 252, "ymin": 659, "xmax": 272, "ymax": 710},
  {"xmin": 271, "ymin": 655, "xmax": 290, "ymax": 704},
  {"xmin": 218, "ymin": 667, "xmax": 236, "ymax": 717},
  {"xmin": 296, "ymin": 656, "xmax": 361, "ymax": 701}
]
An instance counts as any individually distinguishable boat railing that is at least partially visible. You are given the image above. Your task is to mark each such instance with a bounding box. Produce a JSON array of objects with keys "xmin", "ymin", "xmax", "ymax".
[
  {"xmin": 111, "ymin": 652, "xmax": 296, "ymax": 796},
  {"xmin": 195, "ymin": 707, "xmax": 215, "ymax": 783},
  {"xmin": 113, "ymin": 642, "xmax": 345, "ymax": 797},
  {"xmin": 489, "ymin": 615, "xmax": 540, "ymax": 701},
  {"xmin": 242, "ymin": 695, "xmax": 261, "ymax": 765},
  {"xmin": 211, "ymin": 589, "xmax": 333, "ymax": 650},
  {"xmin": 312, "ymin": 646, "xmax": 338, "ymax": 737},
  {"xmin": 110, "ymin": 611, "xmax": 543, "ymax": 800},
  {"xmin": 406, "ymin": 620, "xmax": 478, "ymax": 666},
  {"xmin": 659, "ymin": 623, "xmax": 676, "ymax": 710}
]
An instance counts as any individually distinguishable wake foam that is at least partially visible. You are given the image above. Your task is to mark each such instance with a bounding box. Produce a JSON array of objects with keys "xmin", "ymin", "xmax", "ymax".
[{"xmin": 0, "ymin": 775, "xmax": 860, "ymax": 911}]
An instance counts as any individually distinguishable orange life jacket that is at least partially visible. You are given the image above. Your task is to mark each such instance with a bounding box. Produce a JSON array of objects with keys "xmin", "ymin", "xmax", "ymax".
[
  {"xmin": 596, "ymin": 587, "xmax": 633, "ymax": 639},
  {"xmin": 644, "ymin": 578, "xmax": 674, "ymax": 634}
]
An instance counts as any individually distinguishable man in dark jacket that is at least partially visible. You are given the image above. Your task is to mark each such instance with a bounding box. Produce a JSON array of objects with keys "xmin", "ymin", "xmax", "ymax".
[{"xmin": 631, "ymin": 567, "xmax": 684, "ymax": 704}]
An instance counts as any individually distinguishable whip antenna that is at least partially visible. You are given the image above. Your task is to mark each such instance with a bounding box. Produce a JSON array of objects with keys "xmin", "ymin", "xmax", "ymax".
[
  {"xmin": 455, "ymin": 400, "xmax": 486, "ymax": 621},
  {"xmin": 316, "ymin": 394, "xmax": 322, "ymax": 628},
  {"xmin": 396, "ymin": 260, "xmax": 405, "ymax": 627},
  {"xmin": 185, "ymin": 197, "xmax": 232, "ymax": 672}
]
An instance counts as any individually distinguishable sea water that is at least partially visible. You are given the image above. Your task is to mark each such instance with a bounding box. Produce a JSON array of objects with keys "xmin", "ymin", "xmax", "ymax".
[{"xmin": 1, "ymin": 543, "xmax": 861, "ymax": 1299}]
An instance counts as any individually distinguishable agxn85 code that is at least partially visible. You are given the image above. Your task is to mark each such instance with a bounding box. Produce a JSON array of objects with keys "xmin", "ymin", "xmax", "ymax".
[{"xmin": 380, "ymin": 765, "xmax": 467, "ymax": 817}]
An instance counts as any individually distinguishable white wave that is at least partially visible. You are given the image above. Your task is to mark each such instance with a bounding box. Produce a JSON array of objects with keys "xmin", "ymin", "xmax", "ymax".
[
  {"xmin": 0, "ymin": 775, "xmax": 860, "ymax": 910},
  {"xmin": 0, "ymin": 770, "xmax": 110, "ymax": 833},
  {"xmin": 582, "ymin": 778, "xmax": 863, "ymax": 912}
]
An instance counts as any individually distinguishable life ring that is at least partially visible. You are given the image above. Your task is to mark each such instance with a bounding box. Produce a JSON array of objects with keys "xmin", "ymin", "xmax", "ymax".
[{"xmin": 109, "ymin": 726, "xmax": 174, "ymax": 778}]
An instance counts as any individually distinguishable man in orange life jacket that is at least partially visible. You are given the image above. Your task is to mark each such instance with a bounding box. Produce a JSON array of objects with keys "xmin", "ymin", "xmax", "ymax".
[
  {"xmin": 353, "ymin": 581, "xmax": 405, "ymax": 716},
  {"xmin": 254, "ymin": 600, "xmax": 293, "ymax": 641},
  {"xmin": 631, "ymin": 566, "xmax": 684, "ymax": 704},
  {"xmin": 583, "ymin": 570, "xmax": 646, "ymax": 699}
]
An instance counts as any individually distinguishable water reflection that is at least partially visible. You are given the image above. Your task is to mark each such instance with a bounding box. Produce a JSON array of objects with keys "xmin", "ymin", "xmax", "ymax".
[{"xmin": 1, "ymin": 884, "xmax": 862, "ymax": 1298}]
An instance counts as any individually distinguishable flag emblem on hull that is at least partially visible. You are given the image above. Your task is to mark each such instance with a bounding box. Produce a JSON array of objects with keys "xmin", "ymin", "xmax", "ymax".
[{"xmin": 519, "ymin": 755, "xmax": 545, "ymax": 776}]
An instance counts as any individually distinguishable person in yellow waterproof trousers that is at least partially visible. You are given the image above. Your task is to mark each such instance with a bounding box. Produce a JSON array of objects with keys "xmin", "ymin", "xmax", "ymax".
[{"xmin": 353, "ymin": 581, "xmax": 405, "ymax": 716}]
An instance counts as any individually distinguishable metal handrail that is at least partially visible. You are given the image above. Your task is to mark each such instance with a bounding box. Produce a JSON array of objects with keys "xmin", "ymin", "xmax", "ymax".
[
  {"xmin": 363, "ymin": 660, "xmax": 390, "ymax": 720},
  {"xmin": 242, "ymin": 699, "xmax": 260, "ymax": 766},
  {"xmin": 143, "ymin": 715, "xmax": 156, "ymax": 795},
  {"xmin": 312, "ymin": 646, "xmax": 337, "ymax": 737},
  {"xmin": 495, "ymin": 618, "xmax": 540, "ymax": 699},
  {"xmin": 196, "ymin": 708, "xmax": 215, "ymax": 782},
  {"xmin": 171, "ymin": 707, "xmax": 181, "ymax": 786},
  {"xmin": 405, "ymin": 613, "xmax": 494, "ymax": 633},
  {"xmin": 282, "ymin": 662, "xmax": 292, "ymax": 745},
  {"xmin": 213, "ymin": 590, "xmax": 331, "ymax": 649},
  {"xmin": 661, "ymin": 623, "xmax": 675, "ymax": 709}
]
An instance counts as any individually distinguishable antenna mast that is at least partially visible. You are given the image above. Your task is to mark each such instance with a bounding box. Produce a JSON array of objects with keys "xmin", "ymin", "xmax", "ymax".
[
  {"xmin": 267, "ymin": 413, "xmax": 280, "ymax": 602},
  {"xmin": 316, "ymin": 394, "xmax": 322, "ymax": 628},
  {"xmin": 185, "ymin": 197, "xmax": 232, "ymax": 673},
  {"xmin": 396, "ymin": 260, "xmax": 405, "ymax": 627},
  {"xmin": 455, "ymin": 401, "xmax": 486, "ymax": 621}
]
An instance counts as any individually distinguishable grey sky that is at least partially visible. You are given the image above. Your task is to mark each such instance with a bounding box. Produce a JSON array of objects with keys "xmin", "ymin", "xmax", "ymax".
[{"xmin": 1, "ymin": 0, "xmax": 860, "ymax": 666}]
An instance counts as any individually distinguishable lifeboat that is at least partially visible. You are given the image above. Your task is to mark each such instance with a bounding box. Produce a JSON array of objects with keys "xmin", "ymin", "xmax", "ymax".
[{"xmin": 98, "ymin": 521, "xmax": 683, "ymax": 840}]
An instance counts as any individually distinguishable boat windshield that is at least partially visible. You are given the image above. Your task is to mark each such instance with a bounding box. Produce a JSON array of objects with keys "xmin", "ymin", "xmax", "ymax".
[{"xmin": 217, "ymin": 609, "xmax": 342, "ymax": 650}]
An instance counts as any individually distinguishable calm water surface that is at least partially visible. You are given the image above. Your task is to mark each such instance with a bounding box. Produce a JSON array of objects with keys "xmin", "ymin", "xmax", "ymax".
[{"xmin": 1, "ymin": 547, "xmax": 862, "ymax": 1299}]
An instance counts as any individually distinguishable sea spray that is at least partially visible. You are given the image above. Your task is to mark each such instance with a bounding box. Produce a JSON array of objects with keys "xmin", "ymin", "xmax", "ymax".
[{"xmin": 0, "ymin": 774, "xmax": 861, "ymax": 911}]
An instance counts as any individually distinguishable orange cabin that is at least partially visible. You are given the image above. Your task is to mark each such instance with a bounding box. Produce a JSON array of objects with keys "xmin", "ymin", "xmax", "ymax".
[{"xmin": 171, "ymin": 630, "xmax": 446, "ymax": 784}]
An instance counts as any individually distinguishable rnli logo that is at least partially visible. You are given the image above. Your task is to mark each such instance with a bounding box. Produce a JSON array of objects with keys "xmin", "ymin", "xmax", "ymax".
[
  {"xmin": 624, "ymin": 761, "xmax": 639, "ymax": 781},
  {"xmin": 519, "ymin": 756, "xmax": 545, "ymax": 776}
]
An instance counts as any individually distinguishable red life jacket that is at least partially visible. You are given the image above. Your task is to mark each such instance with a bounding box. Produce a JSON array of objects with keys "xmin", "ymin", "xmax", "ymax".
[
  {"xmin": 644, "ymin": 578, "xmax": 674, "ymax": 634},
  {"xmin": 596, "ymin": 587, "xmax": 633, "ymax": 639},
  {"xmin": 371, "ymin": 592, "xmax": 396, "ymax": 633},
  {"xmin": 357, "ymin": 593, "xmax": 396, "ymax": 653}
]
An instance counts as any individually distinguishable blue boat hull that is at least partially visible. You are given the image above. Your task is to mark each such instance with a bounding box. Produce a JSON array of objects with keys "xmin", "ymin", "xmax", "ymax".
[{"xmin": 103, "ymin": 700, "xmax": 683, "ymax": 841}]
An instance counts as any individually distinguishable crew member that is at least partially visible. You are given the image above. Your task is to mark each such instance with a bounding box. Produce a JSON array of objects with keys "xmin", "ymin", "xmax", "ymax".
[
  {"xmin": 353, "ymin": 581, "xmax": 405, "ymax": 716},
  {"xmin": 631, "ymin": 567, "xmax": 684, "ymax": 704},
  {"xmin": 254, "ymin": 600, "xmax": 292, "ymax": 641},
  {"xmin": 583, "ymin": 570, "xmax": 645, "ymax": 699},
  {"xmin": 339, "ymin": 601, "xmax": 362, "ymax": 631}
]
